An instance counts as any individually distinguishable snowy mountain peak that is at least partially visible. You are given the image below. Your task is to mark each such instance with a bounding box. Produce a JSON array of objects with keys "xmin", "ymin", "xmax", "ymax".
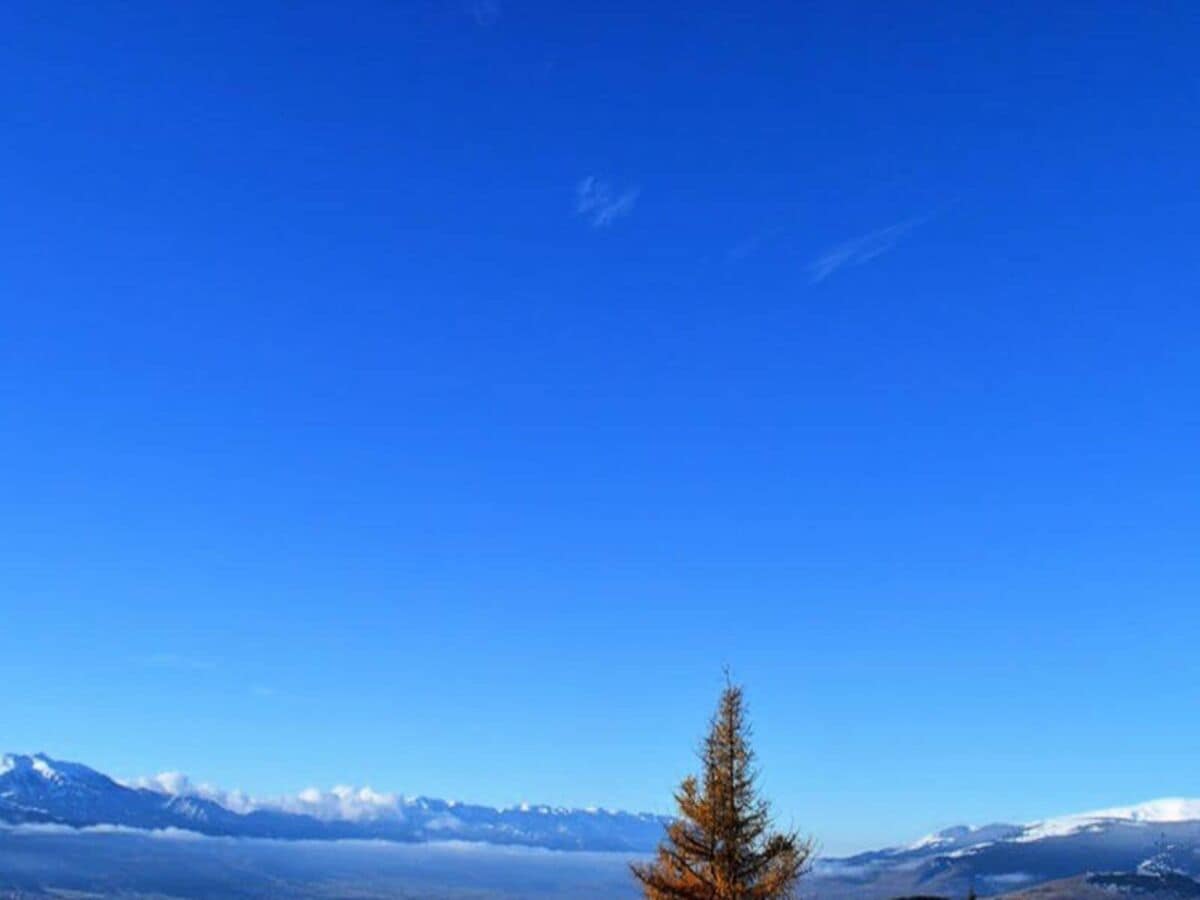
[
  {"xmin": 1, "ymin": 753, "xmax": 118, "ymax": 792},
  {"xmin": 1, "ymin": 753, "xmax": 65, "ymax": 782},
  {"xmin": 9, "ymin": 749, "xmax": 1200, "ymax": 882},
  {"xmin": 895, "ymin": 799, "xmax": 1200, "ymax": 855},
  {"xmin": 1019, "ymin": 797, "xmax": 1200, "ymax": 842},
  {"xmin": 815, "ymin": 800, "xmax": 1200, "ymax": 897},
  {"xmin": 30, "ymin": 754, "xmax": 62, "ymax": 782},
  {"xmin": 902, "ymin": 822, "xmax": 1023, "ymax": 853},
  {"xmin": 0, "ymin": 752, "xmax": 671, "ymax": 852}
]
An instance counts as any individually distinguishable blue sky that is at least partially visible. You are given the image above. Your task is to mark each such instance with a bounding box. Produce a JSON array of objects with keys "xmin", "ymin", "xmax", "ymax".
[{"xmin": 2, "ymin": 0, "xmax": 1199, "ymax": 854}]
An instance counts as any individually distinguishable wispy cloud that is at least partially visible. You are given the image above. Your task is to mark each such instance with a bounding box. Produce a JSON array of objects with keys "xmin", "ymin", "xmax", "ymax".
[
  {"xmin": 806, "ymin": 215, "xmax": 930, "ymax": 284},
  {"xmin": 575, "ymin": 176, "xmax": 639, "ymax": 228},
  {"xmin": 123, "ymin": 771, "xmax": 405, "ymax": 822},
  {"xmin": 3, "ymin": 822, "xmax": 209, "ymax": 841},
  {"xmin": 469, "ymin": 0, "xmax": 501, "ymax": 27},
  {"xmin": 122, "ymin": 772, "xmax": 260, "ymax": 816}
]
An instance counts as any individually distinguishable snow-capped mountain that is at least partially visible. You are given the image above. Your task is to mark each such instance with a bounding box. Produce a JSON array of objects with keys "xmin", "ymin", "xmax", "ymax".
[
  {"xmin": 811, "ymin": 799, "xmax": 1200, "ymax": 897},
  {"xmin": 8, "ymin": 752, "xmax": 1200, "ymax": 896},
  {"xmin": 0, "ymin": 753, "xmax": 669, "ymax": 852}
]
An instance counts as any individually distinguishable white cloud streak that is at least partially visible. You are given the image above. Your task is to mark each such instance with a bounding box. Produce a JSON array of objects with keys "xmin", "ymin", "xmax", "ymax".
[
  {"xmin": 470, "ymin": 0, "xmax": 501, "ymax": 27},
  {"xmin": 123, "ymin": 772, "xmax": 405, "ymax": 822},
  {"xmin": 575, "ymin": 176, "xmax": 639, "ymax": 227},
  {"xmin": 807, "ymin": 215, "xmax": 929, "ymax": 284},
  {"xmin": 123, "ymin": 772, "xmax": 260, "ymax": 815}
]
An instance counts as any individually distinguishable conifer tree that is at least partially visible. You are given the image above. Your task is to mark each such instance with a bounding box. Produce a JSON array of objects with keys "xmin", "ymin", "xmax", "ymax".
[{"xmin": 632, "ymin": 676, "xmax": 812, "ymax": 899}]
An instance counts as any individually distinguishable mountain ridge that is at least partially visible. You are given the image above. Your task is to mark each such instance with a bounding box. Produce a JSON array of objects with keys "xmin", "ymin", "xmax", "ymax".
[
  {"xmin": 0, "ymin": 752, "xmax": 669, "ymax": 852},
  {"xmin": 811, "ymin": 806, "xmax": 1200, "ymax": 897},
  {"xmin": 8, "ymin": 751, "xmax": 1200, "ymax": 897}
]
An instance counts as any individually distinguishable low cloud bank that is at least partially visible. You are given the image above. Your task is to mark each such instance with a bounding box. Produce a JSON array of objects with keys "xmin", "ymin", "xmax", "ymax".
[{"xmin": 123, "ymin": 772, "xmax": 403, "ymax": 822}]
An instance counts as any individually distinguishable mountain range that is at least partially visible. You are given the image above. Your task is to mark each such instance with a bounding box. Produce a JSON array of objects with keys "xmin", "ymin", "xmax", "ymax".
[
  {"xmin": 6, "ymin": 752, "xmax": 1200, "ymax": 897},
  {"xmin": 809, "ymin": 798, "xmax": 1200, "ymax": 897},
  {"xmin": 0, "ymin": 752, "xmax": 668, "ymax": 852}
]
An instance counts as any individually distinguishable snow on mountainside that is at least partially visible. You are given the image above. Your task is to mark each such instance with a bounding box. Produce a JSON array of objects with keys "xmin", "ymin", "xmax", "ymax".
[
  {"xmin": 9, "ymin": 752, "xmax": 1200, "ymax": 897},
  {"xmin": 1017, "ymin": 798, "xmax": 1200, "ymax": 841},
  {"xmin": 812, "ymin": 800, "xmax": 1200, "ymax": 898},
  {"xmin": 0, "ymin": 753, "xmax": 668, "ymax": 852}
]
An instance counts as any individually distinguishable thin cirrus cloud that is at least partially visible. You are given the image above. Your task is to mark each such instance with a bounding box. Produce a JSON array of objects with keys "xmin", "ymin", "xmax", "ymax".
[
  {"xmin": 806, "ymin": 214, "xmax": 931, "ymax": 284},
  {"xmin": 575, "ymin": 176, "xmax": 639, "ymax": 228},
  {"xmin": 469, "ymin": 0, "xmax": 501, "ymax": 27}
]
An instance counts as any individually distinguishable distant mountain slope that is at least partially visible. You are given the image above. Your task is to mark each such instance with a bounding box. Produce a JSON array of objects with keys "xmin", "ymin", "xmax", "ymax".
[
  {"xmin": 996, "ymin": 871, "xmax": 1200, "ymax": 899},
  {"xmin": 810, "ymin": 801, "xmax": 1200, "ymax": 898},
  {"xmin": 8, "ymin": 751, "xmax": 1200, "ymax": 898},
  {"xmin": 0, "ymin": 753, "xmax": 669, "ymax": 852}
]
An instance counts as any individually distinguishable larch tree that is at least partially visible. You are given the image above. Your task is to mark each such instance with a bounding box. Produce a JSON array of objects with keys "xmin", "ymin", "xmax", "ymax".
[{"xmin": 632, "ymin": 676, "xmax": 813, "ymax": 899}]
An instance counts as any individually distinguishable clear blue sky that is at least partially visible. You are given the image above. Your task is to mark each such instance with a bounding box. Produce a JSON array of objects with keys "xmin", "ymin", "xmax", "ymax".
[{"xmin": 3, "ymin": 0, "xmax": 1199, "ymax": 855}]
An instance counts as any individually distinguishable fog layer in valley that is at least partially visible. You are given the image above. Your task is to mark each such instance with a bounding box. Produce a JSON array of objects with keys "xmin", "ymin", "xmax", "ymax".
[{"xmin": 0, "ymin": 827, "xmax": 642, "ymax": 899}]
